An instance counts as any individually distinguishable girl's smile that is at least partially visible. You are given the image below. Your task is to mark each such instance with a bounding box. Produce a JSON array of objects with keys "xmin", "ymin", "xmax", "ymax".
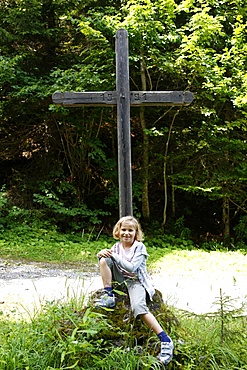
[{"xmin": 119, "ymin": 220, "xmax": 136, "ymax": 247}]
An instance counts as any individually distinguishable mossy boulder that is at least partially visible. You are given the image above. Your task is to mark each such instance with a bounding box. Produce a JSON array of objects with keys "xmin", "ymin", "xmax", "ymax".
[
  {"xmin": 89, "ymin": 287, "xmax": 180, "ymax": 356},
  {"xmin": 56, "ymin": 287, "xmax": 181, "ymax": 369}
]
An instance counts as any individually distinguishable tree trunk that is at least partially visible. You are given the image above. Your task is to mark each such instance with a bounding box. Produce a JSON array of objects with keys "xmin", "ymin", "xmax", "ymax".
[
  {"xmin": 222, "ymin": 197, "xmax": 230, "ymax": 247},
  {"xmin": 171, "ymin": 162, "xmax": 176, "ymax": 218},
  {"xmin": 140, "ymin": 59, "xmax": 150, "ymax": 221},
  {"xmin": 162, "ymin": 111, "xmax": 179, "ymax": 228}
]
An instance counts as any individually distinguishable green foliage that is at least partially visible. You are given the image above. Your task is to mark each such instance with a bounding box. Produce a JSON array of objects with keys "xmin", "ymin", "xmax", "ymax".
[
  {"xmin": 0, "ymin": 188, "xmax": 36, "ymax": 231},
  {"xmin": 200, "ymin": 240, "xmax": 225, "ymax": 252},
  {"xmin": 96, "ymin": 346, "xmax": 162, "ymax": 369},
  {"xmin": 0, "ymin": 290, "xmax": 246, "ymax": 369},
  {"xmin": 1, "ymin": 217, "xmax": 247, "ymax": 265},
  {"xmin": 1, "ymin": 173, "xmax": 110, "ymax": 233},
  {"xmin": 143, "ymin": 216, "xmax": 194, "ymax": 253},
  {"xmin": 145, "ymin": 233, "xmax": 194, "ymax": 250},
  {"xmin": 0, "ymin": 302, "xmax": 112, "ymax": 369},
  {"xmin": 213, "ymin": 289, "xmax": 244, "ymax": 343},
  {"xmin": 175, "ymin": 296, "xmax": 247, "ymax": 370},
  {"xmin": 0, "ymin": 187, "xmax": 8, "ymax": 214},
  {"xmin": 0, "ymin": 223, "xmax": 112, "ymax": 263},
  {"xmin": 33, "ymin": 187, "xmax": 109, "ymax": 232},
  {"xmin": 234, "ymin": 215, "xmax": 247, "ymax": 245},
  {"xmin": 1, "ymin": 0, "xmax": 247, "ymax": 244},
  {"xmin": 0, "ymin": 219, "xmax": 194, "ymax": 264}
]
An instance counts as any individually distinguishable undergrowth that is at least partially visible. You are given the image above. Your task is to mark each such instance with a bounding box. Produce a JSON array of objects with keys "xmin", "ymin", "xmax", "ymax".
[
  {"xmin": 0, "ymin": 223, "xmax": 246, "ymax": 271},
  {"xmin": 0, "ymin": 292, "xmax": 246, "ymax": 370},
  {"xmin": 0, "ymin": 224, "xmax": 111, "ymax": 264},
  {"xmin": 0, "ymin": 223, "xmax": 198, "ymax": 265}
]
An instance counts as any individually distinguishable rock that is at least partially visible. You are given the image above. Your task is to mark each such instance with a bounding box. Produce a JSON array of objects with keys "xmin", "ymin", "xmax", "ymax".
[
  {"xmin": 89, "ymin": 287, "xmax": 180, "ymax": 355},
  {"xmin": 56, "ymin": 286, "xmax": 180, "ymax": 369}
]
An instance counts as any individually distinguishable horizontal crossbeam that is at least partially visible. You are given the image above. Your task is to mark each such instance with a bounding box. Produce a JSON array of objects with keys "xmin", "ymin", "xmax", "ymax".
[{"xmin": 52, "ymin": 91, "xmax": 194, "ymax": 107}]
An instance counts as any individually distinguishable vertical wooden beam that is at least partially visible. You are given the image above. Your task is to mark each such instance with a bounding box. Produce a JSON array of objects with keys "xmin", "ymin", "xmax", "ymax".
[{"xmin": 116, "ymin": 29, "xmax": 133, "ymax": 217}]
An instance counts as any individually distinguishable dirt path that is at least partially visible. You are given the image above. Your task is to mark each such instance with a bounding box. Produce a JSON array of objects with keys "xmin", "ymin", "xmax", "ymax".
[
  {"xmin": 0, "ymin": 257, "xmax": 246, "ymax": 320},
  {"xmin": 0, "ymin": 259, "xmax": 101, "ymax": 319}
]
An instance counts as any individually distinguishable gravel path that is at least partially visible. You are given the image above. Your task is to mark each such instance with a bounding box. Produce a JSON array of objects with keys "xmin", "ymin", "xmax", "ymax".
[
  {"xmin": 0, "ymin": 255, "xmax": 247, "ymax": 320},
  {"xmin": 0, "ymin": 260, "xmax": 100, "ymax": 319}
]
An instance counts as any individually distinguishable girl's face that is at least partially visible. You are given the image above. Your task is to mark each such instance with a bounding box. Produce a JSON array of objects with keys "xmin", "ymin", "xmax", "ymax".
[{"xmin": 119, "ymin": 220, "xmax": 136, "ymax": 247}]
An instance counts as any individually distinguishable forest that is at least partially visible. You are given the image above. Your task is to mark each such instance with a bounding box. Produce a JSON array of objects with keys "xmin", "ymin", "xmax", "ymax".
[{"xmin": 0, "ymin": 0, "xmax": 247, "ymax": 247}]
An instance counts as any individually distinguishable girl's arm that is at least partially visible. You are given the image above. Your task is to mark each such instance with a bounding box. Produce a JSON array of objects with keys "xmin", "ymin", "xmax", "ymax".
[{"xmin": 111, "ymin": 249, "xmax": 146, "ymax": 272}]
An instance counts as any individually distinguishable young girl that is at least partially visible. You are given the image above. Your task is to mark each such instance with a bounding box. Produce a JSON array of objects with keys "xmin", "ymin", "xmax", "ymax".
[{"xmin": 96, "ymin": 216, "xmax": 174, "ymax": 365}]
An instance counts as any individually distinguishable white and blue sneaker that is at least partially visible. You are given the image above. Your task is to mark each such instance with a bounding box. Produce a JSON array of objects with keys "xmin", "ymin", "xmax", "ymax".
[
  {"xmin": 157, "ymin": 339, "xmax": 174, "ymax": 365},
  {"xmin": 95, "ymin": 293, "xmax": 116, "ymax": 308}
]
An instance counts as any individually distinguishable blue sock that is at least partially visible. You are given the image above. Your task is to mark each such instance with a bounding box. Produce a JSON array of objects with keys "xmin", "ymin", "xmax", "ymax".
[
  {"xmin": 104, "ymin": 287, "xmax": 114, "ymax": 297},
  {"xmin": 157, "ymin": 331, "xmax": 171, "ymax": 343}
]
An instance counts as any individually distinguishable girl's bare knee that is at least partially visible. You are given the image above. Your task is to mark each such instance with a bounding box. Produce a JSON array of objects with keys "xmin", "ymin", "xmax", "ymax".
[
  {"xmin": 100, "ymin": 257, "xmax": 112, "ymax": 269},
  {"xmin": 99, "ymin": 257, "xmax": 107, "ymax": 266}
]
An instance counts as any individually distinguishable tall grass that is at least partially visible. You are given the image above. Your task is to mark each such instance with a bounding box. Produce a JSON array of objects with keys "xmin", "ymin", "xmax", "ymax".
[
  {"xmin": 0, "ymin": 295, "xmax": 163, "ymax": 370},
  {"xmin": 174, "ymin": 311, "xmax": 247, "ymax": 370},
  {"xmin": 0, "ymin": 292, "xmax": 246, "ymax": 370}
]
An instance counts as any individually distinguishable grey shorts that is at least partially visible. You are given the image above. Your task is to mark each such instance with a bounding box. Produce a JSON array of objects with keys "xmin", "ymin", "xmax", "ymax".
[{"xmin": 105, "ymin": 257, "xmax": 150, "ymax": 318}]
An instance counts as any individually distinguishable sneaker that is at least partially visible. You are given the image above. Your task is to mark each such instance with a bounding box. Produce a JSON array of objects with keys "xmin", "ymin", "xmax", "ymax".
[
  {"xmin": 157, "ymin": 339, "xmax": 174, "ymax": 365},
  {"xmin": 95, "ymin": 293, "xmax": 116, "ymax": 308}
]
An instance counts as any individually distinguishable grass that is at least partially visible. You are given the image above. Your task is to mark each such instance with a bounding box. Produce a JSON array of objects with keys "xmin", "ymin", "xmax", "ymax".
[
  {"xmin": 2, "ymin": 224, "xmax": 247, "ymax": 271},
  {"xmin": 0, "ymin": 225, "xmax": 110, "ymax": 264},
  {"xmin": 0, "ymin": 293, "xmax": 246, "ymax": 369},
  {"xmin": 174, "ymin": 309, "xmax": 247, "ymax": 369},
  {"xmin": 0, "ymin": 225, "xmax": 247, "ymax": 369},
  {"xmin": 149, "ymin": 248, "xmax": 247, "ymax": 274}
]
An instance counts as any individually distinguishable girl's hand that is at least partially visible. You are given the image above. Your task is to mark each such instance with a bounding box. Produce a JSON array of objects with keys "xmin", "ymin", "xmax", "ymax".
[{"xmin": 97, "ymin": 249, "xmax": 112, "ymax": 258}]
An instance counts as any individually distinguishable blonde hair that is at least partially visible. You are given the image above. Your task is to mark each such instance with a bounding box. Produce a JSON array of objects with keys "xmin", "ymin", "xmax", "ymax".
[{"xmin": 112, "ymin": 216, "xmax": 143, "ymax": 241}]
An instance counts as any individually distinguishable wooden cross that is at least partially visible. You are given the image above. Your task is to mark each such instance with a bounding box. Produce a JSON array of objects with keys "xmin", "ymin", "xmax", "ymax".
[{"xmin": 52, "ymin": 29, "xmax": 194, "ymax": 218}]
